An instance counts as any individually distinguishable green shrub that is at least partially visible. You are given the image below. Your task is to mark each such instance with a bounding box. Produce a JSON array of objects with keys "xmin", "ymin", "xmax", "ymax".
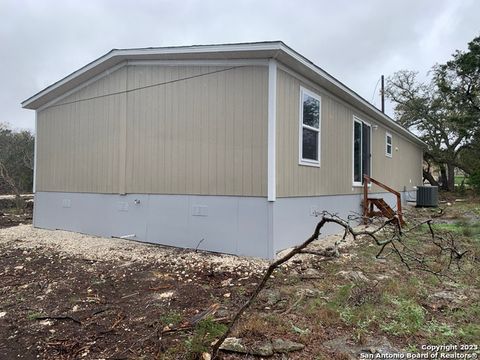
[
  {"xmin": 185, "ymin": 317, "xmax": 227, "ymax": 356},
  {"xmin": 468, "ymin": 170, "xmax": 480, "ymax": 194},
  {"xmin": 159, "ymin": 311, "xmax": 182, "ymax": 327}
]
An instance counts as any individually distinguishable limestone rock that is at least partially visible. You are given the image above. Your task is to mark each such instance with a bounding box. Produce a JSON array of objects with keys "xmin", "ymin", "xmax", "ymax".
[
  {"xmin": 251, "ymin": 341, "xmax": 274, "ymax": 356},
  {"xmin": 260, "ymin": 289, "xmax": 282, "ymax": 306},
  {"xmin": 272, "ymin": 338, "xmax": 305, "ymax": 353},
  {"xmin": 337, "ymin": 270, "xmax": 369, "ymax": 283},
  {"xmin": 219, "ymin": 338, "xmax": 274, "ymax": 356},
  {"xmin": 219, "ymin": 337, "xmax": 247, "ymax": 353},
  {"xmin": 428, "ymin": 290, "xmax": 467, "ymax": 309},
  {"xmin": 300, "ymin": 268, "xmax": 322, "ymax": 279},
  {"xmin": 324, "ymin": 335, "xmax": 401, "ymax": 360},
  {"xmin": 296, "ymin": 288, "xmax": 321, "ymax": 298}
]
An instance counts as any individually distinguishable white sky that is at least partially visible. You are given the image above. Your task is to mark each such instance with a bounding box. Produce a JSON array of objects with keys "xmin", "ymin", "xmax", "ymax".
[{"xmin": 1, "ymin": 0, "xmax": 479, "ymax": 131}]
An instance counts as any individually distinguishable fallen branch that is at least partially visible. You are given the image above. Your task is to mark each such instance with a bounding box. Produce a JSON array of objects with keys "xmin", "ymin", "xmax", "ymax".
[
  {"xmin": 90, "ymin": 307, "xmax": 111, "ymax": 317},
  {"xmin": 121, "ymin": 292, "xmax": 139, "ymax": 299},
  {"xmin": 148, "ymin": 285, "xmax": 174, "ymax": 291},
  {"xmin": 212, "ymin": 215, "xmax": 361, "ymax": 357},
  {"xmin": 186, "ymin": 303, "xmax": 220, "ymax": 326},
  {"xmin": 195, "ymin": 238, "xmax": 205, "ymax": 252},
  {"xmin": 211, "ymin": 211, "xmax": 466, "ymax": 358}
]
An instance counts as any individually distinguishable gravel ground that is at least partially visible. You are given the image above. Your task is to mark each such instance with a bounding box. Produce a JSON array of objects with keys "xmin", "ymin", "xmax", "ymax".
[
  {"xmin": 0, "ymin": 225, "xmax": 271, "ymax": 273},
  {"xmin": 0, "ymin": 224, "xmax": 356, "ymax": 273}
]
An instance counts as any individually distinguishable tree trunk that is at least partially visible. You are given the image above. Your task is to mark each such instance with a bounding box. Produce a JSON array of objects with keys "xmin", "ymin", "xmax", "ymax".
[
  {"xmin": 447, "ymin": 163, "xmax": 456, "ymax": 192},
  {"xmin": 423, "ymin": 170, "xmax": 440, "ymax": 187},
  {"xmin": 439, "ymin": 166, "xmax": 449, "ymax": 190}
]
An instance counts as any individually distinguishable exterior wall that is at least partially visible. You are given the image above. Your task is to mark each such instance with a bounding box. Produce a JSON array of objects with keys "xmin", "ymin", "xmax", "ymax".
[
  {"xmin": 34, "ymin": 191, "xmax": 273, "ymax": 258},
  {"xmin": 275, "ymin": 68, "xmax": 423, "ymax": 197},
  {"xmin": 371, "ymin": 129, "xmax": 423, "ymax": 191},
  {"xmin": 33, "ymin": 59, "xmax": 423, "ymax": 259},
  {"xmin": 36, "ymin": 64, "xmax": 268, "ymax": 196},
  {"xmin": 36, "ymin": 66, "xmax": 127, "ymax": 193}
]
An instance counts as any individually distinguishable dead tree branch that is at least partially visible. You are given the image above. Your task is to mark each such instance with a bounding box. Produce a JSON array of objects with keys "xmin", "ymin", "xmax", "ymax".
[
  {"xmin": 211, "ymin": 211, "xmax": 467, "ymax": 358},
  {"xmin": 211, "ymin": 213, "xmax": 401, "ymax": 357}
]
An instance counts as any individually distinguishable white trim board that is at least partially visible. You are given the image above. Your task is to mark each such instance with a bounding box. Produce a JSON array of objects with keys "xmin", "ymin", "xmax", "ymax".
[
  {"xmin": 33, "ymin": 111, "xmax": 37, "ymax": 193},
  {"xmin": 267, "ymin": 59, "xmax": 277, "ymax": 202},
  {"xmin": 126, "ymin": 59, "xmax": 269, "ymax": 67}
]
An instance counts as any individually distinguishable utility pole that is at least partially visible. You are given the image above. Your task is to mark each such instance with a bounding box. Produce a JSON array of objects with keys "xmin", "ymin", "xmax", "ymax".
[{"xmin": 381, "ymin": 75, "xmax": 385, "ymax": 113}]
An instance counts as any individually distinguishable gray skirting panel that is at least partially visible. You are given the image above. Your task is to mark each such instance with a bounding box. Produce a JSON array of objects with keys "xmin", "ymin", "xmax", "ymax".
[{"xmin": 33, "ymin": 191, "xmax": 404, "ymax": 259}]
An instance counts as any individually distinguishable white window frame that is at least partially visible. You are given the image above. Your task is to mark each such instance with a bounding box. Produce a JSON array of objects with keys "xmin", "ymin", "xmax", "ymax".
[
  {"xmin": 298, "ymin": 87, "xmax": 321, "ymax": 167},
  {"xmin": 352, "ymin": 116, "xmax": 373, "ymax": 187},
  {"xmin": 385, "ymin": 132, "xmax": 393, "ymax": 158}
]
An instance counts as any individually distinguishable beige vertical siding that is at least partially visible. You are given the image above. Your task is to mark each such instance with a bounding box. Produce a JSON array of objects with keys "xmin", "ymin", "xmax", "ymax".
[
  {"xmin": 371, "ymin": 126, "xmax": 423, "ymax": 192},
  {"xmin": 276, "ymin": 68, "xmax": 423, "ymax": 197},
  {"xmin": 36, "ymin": 65, "xmax": 268, "ymax": 196},
  {"xmin": 36, "ymin": 67, "xmax": 127, "ymax": 193},
  {"xmin": 36, "ymin": 62, "xmax": 420, "ymax": 198},
  {"xmin": 124, "ymin": 65, "xmax": 268, "ymax": 196}
]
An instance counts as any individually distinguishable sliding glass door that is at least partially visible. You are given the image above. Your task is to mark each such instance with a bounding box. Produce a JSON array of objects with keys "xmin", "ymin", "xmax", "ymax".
[{"xmin": 353, "ymin": 118, "xmax": 371, "ymax": 185}]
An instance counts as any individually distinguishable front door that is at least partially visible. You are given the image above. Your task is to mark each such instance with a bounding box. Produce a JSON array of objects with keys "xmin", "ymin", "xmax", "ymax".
[
  {"xmin": 362, "ymin": 122, "xmax": 371, "ymax": 179},
  {"xmin": 353, "ymin": 118, "xmax": 372, "ymax": 185}
]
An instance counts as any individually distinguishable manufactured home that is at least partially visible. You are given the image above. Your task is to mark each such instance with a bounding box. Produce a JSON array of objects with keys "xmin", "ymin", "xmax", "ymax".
[{"xmin": 22, "ymin": 42, "xmax": 424, "ymax": 258}]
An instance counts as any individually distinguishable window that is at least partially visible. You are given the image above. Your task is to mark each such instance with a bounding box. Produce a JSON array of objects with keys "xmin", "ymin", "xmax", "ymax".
[
  {"xmin": 353, "ymin": 117, "xmax": 371, "ymax": 186},
  {"xmin": 385, "ymin": 132, "xmax": 393, "ymax": 157},
  {"xmin": 299, "ymin": 87, "xmax": 321, "ymax": 166}
]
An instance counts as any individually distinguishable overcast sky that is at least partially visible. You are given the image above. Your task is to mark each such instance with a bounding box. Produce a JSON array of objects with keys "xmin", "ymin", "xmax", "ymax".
[{"xmin": 1, "ymin": 0, "xmax": 479, "ymax": 131}]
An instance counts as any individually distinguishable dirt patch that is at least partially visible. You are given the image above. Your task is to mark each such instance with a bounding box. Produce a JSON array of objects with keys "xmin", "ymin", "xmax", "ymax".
[
  {"xmin": 1, "ymin": 197, "xmax": 479, "ymax": 359},
  {"xmin": 0, "ymin": 238, "xmax": 264, "ymax": 359}
]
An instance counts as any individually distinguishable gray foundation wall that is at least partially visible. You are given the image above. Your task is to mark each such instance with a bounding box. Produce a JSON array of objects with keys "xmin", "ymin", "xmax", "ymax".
[
  {"xmin": 34, "ymin": 191, "xmax": 405, "ymax": 259},
  {"xmin": 272, "ymin": 191, "xmax": 404, "ymax": 253},
  {"xmin": 34, "ymin": 192, "xmax": 272, "ymax": 258}
]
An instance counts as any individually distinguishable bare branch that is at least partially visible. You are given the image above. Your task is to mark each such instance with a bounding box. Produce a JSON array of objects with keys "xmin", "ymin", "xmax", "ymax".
[{"xmin": 211, "ymin": 211, "xmax": 467, "ymax": 358}]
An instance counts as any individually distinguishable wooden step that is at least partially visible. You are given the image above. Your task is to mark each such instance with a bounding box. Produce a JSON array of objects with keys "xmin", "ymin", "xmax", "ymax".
[
  {"xmin": 363, "ymin": 175, "xmax": 404, "ymax": 227},
  {"xmin": 371, "ymin": 198, "xmax": 395, "ymax": 218},
  {"xmin": 366, "ymin": 197, "xmax": 402, "ymax": 223}
]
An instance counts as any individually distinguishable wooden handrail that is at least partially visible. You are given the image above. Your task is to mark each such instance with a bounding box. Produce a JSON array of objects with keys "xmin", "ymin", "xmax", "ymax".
[
  {"xmin": 364, "ymin": 175, "xmax": 401, "ymax": 197},
  {"xmin": 363, "ymin": 174, "xmax": 403, "ymax": 226}
]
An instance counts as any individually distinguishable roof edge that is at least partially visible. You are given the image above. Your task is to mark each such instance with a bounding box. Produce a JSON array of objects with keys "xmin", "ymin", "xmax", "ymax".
[
  {"xmin": 274, "ymin": 43, "xmax": 426, "ymax": 147},
  {"xmin": 21, "ymin": 41, "xmax": 285, "ymax": 109},
  {"xmin": 21, "ymin": 41, "xmax": 425, "ymax": 147}
]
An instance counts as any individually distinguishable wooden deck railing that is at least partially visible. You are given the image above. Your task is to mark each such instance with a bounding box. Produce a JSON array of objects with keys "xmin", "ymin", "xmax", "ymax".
[{"xmin": 363, "ymin": 174, "xmax": 403, "ymax": 226}]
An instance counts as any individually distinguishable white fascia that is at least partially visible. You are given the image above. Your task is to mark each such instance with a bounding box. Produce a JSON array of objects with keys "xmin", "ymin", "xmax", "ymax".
[
  {"xmin": 36, "ymin": 59, "xmax": 269, "ymax": 111},
  {"xmin": 37, "ymin": 61, "xmax": 128, "ymax": 111},
  {"xmin": 22, "ymin": 43, "xmax": 281, "ymax": 109},
  {"xmin": 276, "ymin": 43, "xmax": 425, "ymax": 148},
  {"xmin": 127, "ymin": 59, "xmax": 269, "ymax": 67},
  {"xmin": 268, "ymin": 59, "xmax": 277, "ymax": 202}
]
